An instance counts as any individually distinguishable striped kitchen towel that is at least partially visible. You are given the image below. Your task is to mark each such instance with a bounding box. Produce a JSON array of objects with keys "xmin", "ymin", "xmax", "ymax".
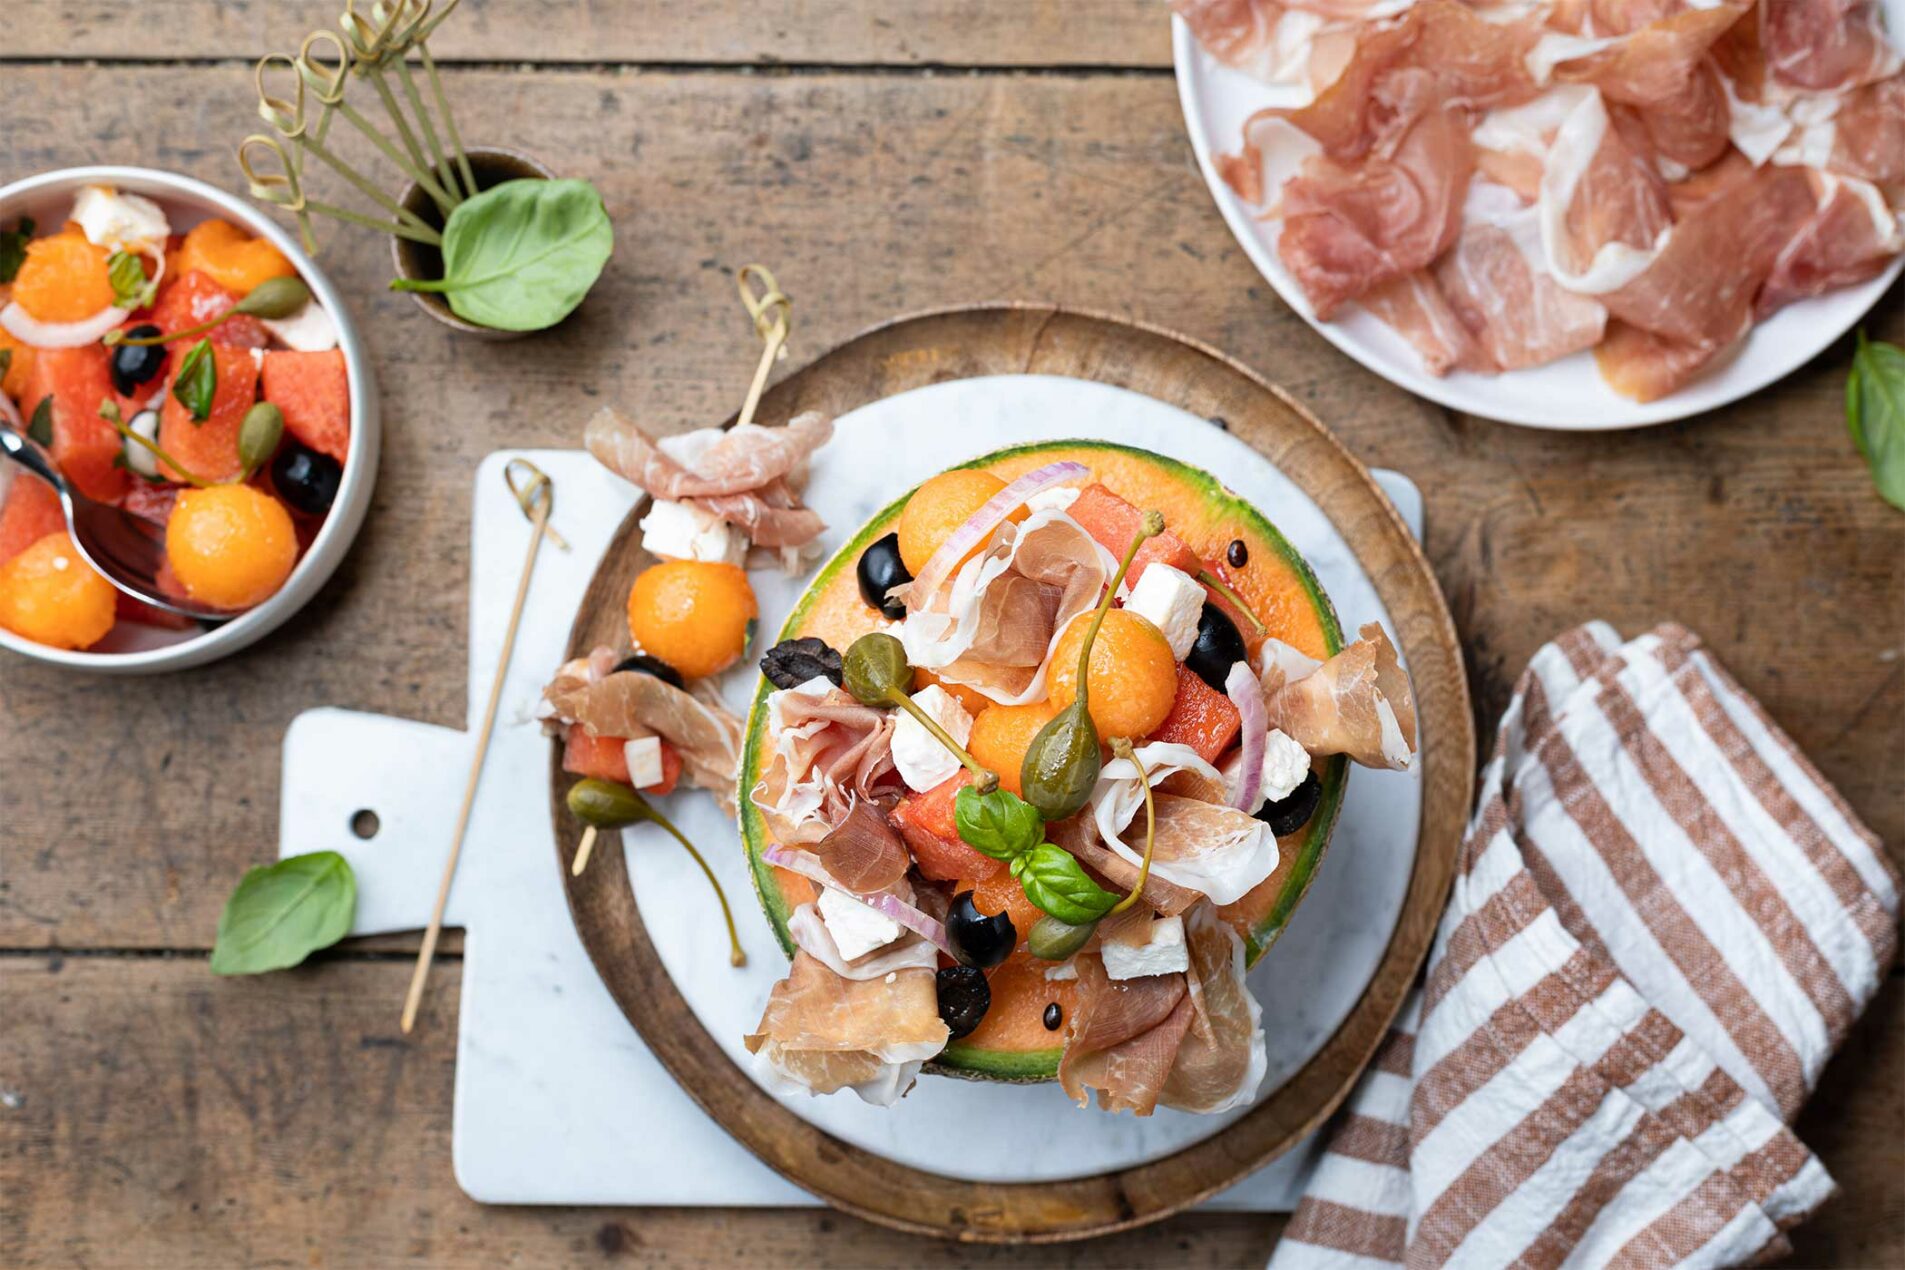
[{"xmin": 1272, "ymin": 622, "xmax": 1898, "ymax": 1270}]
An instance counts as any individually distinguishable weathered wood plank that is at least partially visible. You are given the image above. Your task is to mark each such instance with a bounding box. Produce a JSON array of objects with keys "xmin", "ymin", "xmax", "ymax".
[
  {"xmin": 3, "ymin": 0, "xmax": 1171, "ymax": 67},
  {"xmin": 0, "ymin": 956, "xmax": 1287, "ymax": 1267},
  {"xmin": 1, "ymin": 65, "xmax": 1897, "ymax": 952},
  {"xmin": 1, "ymin": 957, "xmax": 1898, "ymax": 1266}
]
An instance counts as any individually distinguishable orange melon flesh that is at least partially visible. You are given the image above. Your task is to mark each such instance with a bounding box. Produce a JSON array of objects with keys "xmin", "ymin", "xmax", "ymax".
[{"xmin": 738, "ymin": 440, "xmax": 1346, "ymax": 1082}]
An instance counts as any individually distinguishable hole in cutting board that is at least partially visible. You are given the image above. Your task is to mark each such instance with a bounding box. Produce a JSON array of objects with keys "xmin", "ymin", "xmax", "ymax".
[{"xmin": 350, "ymin": 809, "xmax": 381, "ymax": 840}]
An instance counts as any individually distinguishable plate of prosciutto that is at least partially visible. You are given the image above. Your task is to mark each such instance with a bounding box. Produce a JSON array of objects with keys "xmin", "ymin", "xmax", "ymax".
[
  {"xmin": 542, "ymin": 307, "xmax": 1474, "ymax": 1240},
  {"xmin": 1172, "ymin": 0, "xmax": 1905, "ymax": 427}
]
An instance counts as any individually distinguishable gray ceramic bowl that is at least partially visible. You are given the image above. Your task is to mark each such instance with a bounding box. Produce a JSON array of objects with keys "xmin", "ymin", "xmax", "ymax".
[{"xmin": 0, "ymin": 166, "xmax": 380, "ymax": 674}]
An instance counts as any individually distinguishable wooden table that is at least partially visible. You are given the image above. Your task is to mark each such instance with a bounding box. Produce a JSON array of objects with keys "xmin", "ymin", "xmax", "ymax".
[{"xmin": 2, "ymin": 4, "xmax": 1899, "ymax": 1265}]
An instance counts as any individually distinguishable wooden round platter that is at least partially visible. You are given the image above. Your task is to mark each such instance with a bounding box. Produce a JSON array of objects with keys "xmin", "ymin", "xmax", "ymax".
[{"xmin": 550, "ymin": 304, "xmax": 1474, "ymax": 1243}]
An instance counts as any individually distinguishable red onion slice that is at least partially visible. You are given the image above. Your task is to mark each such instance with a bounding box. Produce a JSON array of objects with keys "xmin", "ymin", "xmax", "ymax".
[
  {"xmin": 762, "ymin": 843, "xmax": 956, "ymax": 958},
  {"xmin": 898, "ymin": 459, "xmax": 1089, "ymax": 606},
  {"xmin": 1, "ymin": 301, "xmax": 131, "ymax": 348},
  {"xmin": 1225, "ymin": 659, "xmax": 1266, "ymax": 812}
]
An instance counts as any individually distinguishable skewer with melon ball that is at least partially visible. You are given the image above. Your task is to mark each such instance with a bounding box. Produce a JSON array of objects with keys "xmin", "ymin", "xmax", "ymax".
[{"xmin": 561, "ymin": 557, "xmax": 759, "ymax": 966}]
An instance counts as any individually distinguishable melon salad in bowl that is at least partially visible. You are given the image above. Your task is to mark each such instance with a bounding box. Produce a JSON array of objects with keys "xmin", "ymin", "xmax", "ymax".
[
  {"xmin": 738, "ymin": 441, "xmax": 1417, "ymax": 1114},
  {"xmin": 0, "ymin": 185, "xmax": 351, "ymax": 651}
]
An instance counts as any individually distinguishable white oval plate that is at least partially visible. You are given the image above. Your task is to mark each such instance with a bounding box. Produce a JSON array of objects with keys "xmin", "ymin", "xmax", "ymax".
[{"xmin": 1171, "ymin": 13, "xmax": 1905, "ymax": 430}]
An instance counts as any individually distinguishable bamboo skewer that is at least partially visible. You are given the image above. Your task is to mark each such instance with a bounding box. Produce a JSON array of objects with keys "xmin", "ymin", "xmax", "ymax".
[{"xmin": 400, "ymin": 461, "xmax": 564, "ymax": 1033}]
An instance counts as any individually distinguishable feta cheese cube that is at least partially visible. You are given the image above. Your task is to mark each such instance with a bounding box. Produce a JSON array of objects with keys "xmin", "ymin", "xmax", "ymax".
[
  {"xmin": 72, "ymin": 186, "xmax": 170, "ymax": 252},
  {"xmin": 639, "ymin": 498, "xmax": 749, "ymax": 565},
  {"xmin": 261, "ymin": 300, "xmax": 339, "ymax": 352},
  {"xmin": 622, "ymin": 736, "xmax": 664, "ymax": 789},
  {"xmin": 1101, "ymin": 915, "xmax": 1190, "ymax": 980},
  {"xmin": 1044, "ymin": 960, "xmax": 1079, "ymax": 982},
  {"xmin": 889, "ymin": 683, "xmax": 974, "ymax": 793},
  {"xmin": 1260, "ymin": 728, "xmax": 1312, "ymax": 805},
  {"xmin": 1123, "ymin": 563, "xmax": 1206, "ymax": 661},
  {"xmin": 817, "ymin": 886, "xmax": 903, "ymax": 961}
]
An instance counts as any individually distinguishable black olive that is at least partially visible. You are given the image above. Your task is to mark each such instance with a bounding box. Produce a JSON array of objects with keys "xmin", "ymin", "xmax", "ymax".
[
  {"xmin": 1184, "ymin": 601, "xmax": 1247, "ymax": 693},
  {"xmin": 1257, "ymin": 771, "xmax": 1323, "ymax": 837},
  {"xmin": 856, "ymin": 532, "xmax": 912, "ymax": 620},
  {"xmin": 268, "ymin": 442, "xmax": 342, "ymax": 517},
  {"xmin": 109, "ymin": 327, "xmax": 166, "ymax": 397},
  {"xmin": 936, "ymin": 965, "xmax": 991, "ymax": 1040},
  {"xmin": 947, "ymin": 890, "xmax": 1016, "ymax": 969},
  {"xmin": 760, "ymin": 636, "xmax": 844, "ymax": 690},
  {"xmin": 611, "ymin": 652, "xmax": 685, "ymax": 689},
  {"xmin": 1043, "ymin": 1002, "xmax": 1063, "ymax": 1032},
  {"xmin": 1226, "ymin": 539, "xmax": 1249, "ymax": 568}
]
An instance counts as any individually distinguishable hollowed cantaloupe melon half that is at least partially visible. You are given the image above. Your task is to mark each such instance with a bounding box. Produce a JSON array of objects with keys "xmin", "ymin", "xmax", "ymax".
[{"xmin": 737, "ymin": 440, "xmax": 1347, "ymax": 1083}]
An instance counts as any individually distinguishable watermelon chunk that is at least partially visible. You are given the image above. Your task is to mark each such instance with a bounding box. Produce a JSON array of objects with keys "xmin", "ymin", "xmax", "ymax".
[
  {"xmin": 23, "ymin": 346, "xmax": 127, "ymax": 503},
  {"xmin": 0, "ymin": 474, "xmax": 66, "ymax": 565},
  {"xmin": 1067, "ymin": 482, "xmax": 1207, "ymax": 588},
  {"xmin": 1146, "ymin": 663, "xmax": 1242, "ymax": 763},
  {"xmin": 891, "ymin": 772, "xmax": 1004, "ymax": 882},
  {"xmin": 562, "ymin": 729, "xmax": 682, "ymax": 795},
  {"xmin": 261, "ymin": 349, "xmax": 349, "ymax": 463},
  {"xmin": 146, "ymin": 271, "xmax": 269, "ymax": 356},
  {"xmin": 157, "ymin": 343, "xmax": 261, "ymax": 484}
]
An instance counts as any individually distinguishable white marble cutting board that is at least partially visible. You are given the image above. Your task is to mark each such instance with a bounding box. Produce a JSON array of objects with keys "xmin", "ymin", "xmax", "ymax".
[{"xmin": 278, "ymin": 374, "xmax": 1425, "ymax": 1209}]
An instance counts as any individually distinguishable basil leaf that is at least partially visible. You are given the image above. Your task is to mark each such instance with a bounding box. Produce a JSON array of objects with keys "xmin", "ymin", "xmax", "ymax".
[
  {"xmin": 0, "ymin": 216, "xmax": 32, "ymax": 284},
  {"xmin": 210, "ymin": 850, "xmax": 357, "ymax": 975},
  {"xmin": 1011, "ymin": 843, "xmax": 1119, "ymax": 925},
  {"xmin": 172, "ymin": 339, "xmax": 216, "ymax": 422},
  {"xmin": 27, "ymin": 396, "xmax": 53, "ymax": 446},
  {"xmin": 1848, "ymin": 332, "xmax": 1905, "ymax": 512},
  {"xmin": 955, "ymin": 785, "xmax": 1044, "ymax": 861},
  {"xmin": 106, "ymin": 249, "xmax": 156, "ymax": 310},
  {"xmin": 392, "ymin": 178, "xmax": 612, "ymax": 331}
]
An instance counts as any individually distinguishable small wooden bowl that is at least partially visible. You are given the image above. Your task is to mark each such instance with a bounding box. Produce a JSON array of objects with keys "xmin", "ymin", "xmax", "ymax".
[{"xmin": 390, "ymin": 146, "xmax": 556, "ymax": 339}]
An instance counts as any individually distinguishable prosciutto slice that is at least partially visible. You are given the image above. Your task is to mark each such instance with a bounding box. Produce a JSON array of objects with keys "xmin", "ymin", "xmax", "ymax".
[
  {"xmin": 1361, "ymin": 270, "xmax": 1491, "ymax": 376},
  {"xmin": 1539, "ymin": 88, "xmax": 1675, "ymax": 294},
  {"xmin": 1262, "ymin": 622, "xmax": 1417, "ymax": 770},
  {"xmin": 1433, "ymin": 220, "xmax": 1608, "ymax": 370},
  {"xmin": 1763, "ymin": 0, "xmax": 1900, "ymax": 93},
  {"xmin": 543, "ymin": 662, "xmax": 744, "ymax": 812},
  {"xmin": 1089, "ymin": 745, "xmax": 1282, "ymax": 905},
  {"xmin": 1057, "ymin": 954, "xmax": 1195, "ymax": 1116},
  {"xmin": 1828, "ymin": 75, "xmax": 1905, "ymax": 188},
  {"xmin": 583, "ymin": 407, "xmax": 832, "ymax": 549},
  {"xmin": 1758, "ymin": 173, "xmax": 1904, "ymax": 317},
  {"xmin": 898, "ymin": 508, "xmax": 1114, "ymax": 706},
  {"xmin": 1160, "ymin": 904, "xmax": 1269, "ymax": 1114},
  {"xmin": 746, "ymin": 952, "xmax": 948, "ymax": 1106},
  {"xmin": 787, "ymin": 904, "xmax": 940, "ymax": 981},
  {"xmin": 751, "ymin": 677, "xmax": 898, "ymax": 844}
]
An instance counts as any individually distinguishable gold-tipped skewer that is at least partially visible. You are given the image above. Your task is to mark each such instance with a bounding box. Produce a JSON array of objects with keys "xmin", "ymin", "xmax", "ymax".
[{"xmin": 400, "ymin": 460, "xmax": 567, "ymax": 1033}]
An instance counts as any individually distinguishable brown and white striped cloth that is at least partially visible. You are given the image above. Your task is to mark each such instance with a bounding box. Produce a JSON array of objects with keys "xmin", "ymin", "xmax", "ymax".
[{"xmin": 1272, "ymin": 623, "xmax": 1898, "ymax": 1270}]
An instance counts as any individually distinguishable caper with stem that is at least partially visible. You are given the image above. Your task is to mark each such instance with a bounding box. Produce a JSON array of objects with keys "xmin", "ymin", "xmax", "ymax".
[
  {"xmin": 1025, "ymin": 737, "xmax": 1158, "ymax": 960},
  {"xmin": 1018, "ymin": 510, "xmax": 1165, "ymax": 821},
  {"xmin": 106, "ymin": 276, "xmax": 312, "ymax": 347},
  {"xmin": 842, "ymin": 631, "xmax": 998, "ymax": 794},
  {"xmin": 565, "ymin": 777, "xmax": 746, "ymax": 967}
]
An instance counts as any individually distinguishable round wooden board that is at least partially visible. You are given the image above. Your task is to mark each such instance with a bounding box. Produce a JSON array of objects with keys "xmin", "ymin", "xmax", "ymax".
[{"xmin": 551, "ymin": 304, "xmax": 1475, "ymax": 1243}]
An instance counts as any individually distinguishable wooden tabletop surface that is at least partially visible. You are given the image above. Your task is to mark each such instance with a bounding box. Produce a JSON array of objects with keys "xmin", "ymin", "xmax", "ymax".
[{"xmin": 1, "ymin": 3, "xmax": 1898, "ymax": 1266}]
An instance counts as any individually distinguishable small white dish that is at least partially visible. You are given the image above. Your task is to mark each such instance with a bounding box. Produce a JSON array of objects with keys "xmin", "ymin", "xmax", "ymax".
[
  {"xmin": 1171, "ymin": 15, "xmax": 1905, "ymax": 430},
  {"xmin": 0, "ymin": 166, "xmax": 380, "ymax": 673}
]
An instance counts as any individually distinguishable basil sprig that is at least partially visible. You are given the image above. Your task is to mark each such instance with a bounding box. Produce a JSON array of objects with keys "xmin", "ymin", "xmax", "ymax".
[
  {"xmin": 389, "ymin": 178, "xmax": 613, "ymax": 332},
  {"xmin": 953, "ymin": 786, "xmax": 1119, "ymax": 923},
  {"xmin": 106, "ymin": 249, "xmax": 157, "ymax": 310},
  {"xmin": 210, "ymin": 851, "xmax": 357, "ymax": 975},
  {"xmin": 172, "ymin": 339, "xmax": 217, "ymax": 422},
  {"xmin": 27, "ymin": 396, "xmax": 52, "ymax": 447},
  {"xmin": 0, "ymin": 216, "xmax": 32, "ymax": 284},
  {"xmin": 1848, "ymin": 332, "xmax": 1905, "ymax": 512}
]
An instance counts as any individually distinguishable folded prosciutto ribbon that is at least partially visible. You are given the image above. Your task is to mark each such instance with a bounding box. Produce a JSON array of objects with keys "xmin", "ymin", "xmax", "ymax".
[{"xmin": 1180, "ymin": 0, "xmax": 1905, "ymax": 400}]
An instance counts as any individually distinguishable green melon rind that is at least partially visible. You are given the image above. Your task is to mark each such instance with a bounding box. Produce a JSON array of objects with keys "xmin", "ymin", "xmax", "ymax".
[{"xmin": 736, "ymin": 439, "xmax": 1348, "ymax": 1080}]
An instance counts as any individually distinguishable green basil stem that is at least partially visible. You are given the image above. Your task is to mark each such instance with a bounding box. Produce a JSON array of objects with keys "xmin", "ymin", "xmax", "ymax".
[
  {"xmin": 1105, "ymin": 738, "xmax": 1155, "ymax": 916},
  {"xmin": 1196, "ymin": 569, "xmax": 1268, "ymax": 636},
  {"xmin": 1076, "ymin": 510, "xmax": 1167, "ymax": 717},
  {"xmin": 634, "ymin": 798, "xmax": 748, "ymax": 968},
  {"xmin": 893, "ymin": 693, "xmax": 999, "ymax": 795},
  {"xmin": 99, "ymin": 403, "xmax": 212, "ymax": 488}
]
